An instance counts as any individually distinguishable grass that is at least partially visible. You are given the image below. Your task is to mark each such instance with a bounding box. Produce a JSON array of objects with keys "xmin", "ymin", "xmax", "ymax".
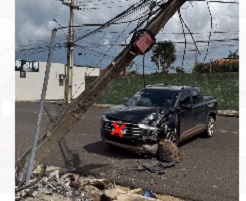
[{"xmin": 86, "ymin": 73, "xmax": 239, "ymax": 111}]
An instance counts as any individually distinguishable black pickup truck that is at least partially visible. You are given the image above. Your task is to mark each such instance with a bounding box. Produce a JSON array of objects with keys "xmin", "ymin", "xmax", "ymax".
[{"xmin": 100, "ymin": 85, "xmax": 218, "ymax": 155}]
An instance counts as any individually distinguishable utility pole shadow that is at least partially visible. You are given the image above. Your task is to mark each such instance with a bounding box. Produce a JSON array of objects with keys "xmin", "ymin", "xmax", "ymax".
[{"xmin": 59, "ymin": 138, "xmax": 81, "ymax": 170}]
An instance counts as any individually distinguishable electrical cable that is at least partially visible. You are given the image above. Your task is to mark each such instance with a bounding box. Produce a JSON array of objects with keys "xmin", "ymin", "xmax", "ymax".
[
  {"xmin": 203, "ymin": 0, "xmax": 213, "ymax": 62},
  {"xmin": 178, "ymin": 9, "xmax": 186, "ymax": 67},
  {"xmin": 142, "ymin": 54, "xmax": 146, "ymax": 93}
]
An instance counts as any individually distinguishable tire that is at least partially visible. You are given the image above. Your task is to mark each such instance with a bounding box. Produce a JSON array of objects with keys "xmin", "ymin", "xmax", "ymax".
[{"xmin": 205, "ymin": 116, "xmax": 215, "ymax": 138}]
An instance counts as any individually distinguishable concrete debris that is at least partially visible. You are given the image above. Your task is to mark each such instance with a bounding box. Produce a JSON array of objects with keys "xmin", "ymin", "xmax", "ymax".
[
  {"xmin": 15, "ymin": 166, "xmax": 184, "ymax": 201},
  {"xmin": 26, "ymin": 188, "xmax": 38, "ymax": 197},
  {"xmin": 83, "ymin": 185, "xmax": 102, "ymax": 201},
  {"xmin": 33, "ymin": 165, "xmax": 69, "ymax": 176},
  {"xmin": 102, "ymin": 188, "xmax": 126, "ymax": 200},
  {"xmin": 16, "ymin": 169, "xmax": 92, "ymax": 201},
  {"xmin": 129, "ymin": 187, "xmax": 142, "ymax": 194},
  {"xmin": 48, "ymin": 169, "xmax": 59, "ymax": 181},
  {"xmin": 79, "ymin": 178, "xmax": 111, "ymax": 190}
]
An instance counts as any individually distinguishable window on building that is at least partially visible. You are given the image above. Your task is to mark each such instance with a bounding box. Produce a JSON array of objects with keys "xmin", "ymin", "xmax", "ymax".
[{"xmin": 20, "ymin": 71, "xmax": 26, "ymax": 78}]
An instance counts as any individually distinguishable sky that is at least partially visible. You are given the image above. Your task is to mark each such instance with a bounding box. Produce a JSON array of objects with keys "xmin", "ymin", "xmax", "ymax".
[{"xmin": 15, "ymin": 0, "xmax": 239, "ymax": 73}]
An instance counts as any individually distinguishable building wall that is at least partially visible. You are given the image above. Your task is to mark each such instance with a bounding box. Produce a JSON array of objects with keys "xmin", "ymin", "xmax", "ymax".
[
  {"xmin": 15, "ymin": 62, "xmax": 100, "ymax": 101},
  {"xmin": 72, "ymin": 66, "xmax": 100, "ymax": 98}
]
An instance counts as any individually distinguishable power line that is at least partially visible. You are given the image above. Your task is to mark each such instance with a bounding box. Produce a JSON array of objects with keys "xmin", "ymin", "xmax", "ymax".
[{"xmin": 209, "ymin": 1, "xmax": 239, "ymax": 4}]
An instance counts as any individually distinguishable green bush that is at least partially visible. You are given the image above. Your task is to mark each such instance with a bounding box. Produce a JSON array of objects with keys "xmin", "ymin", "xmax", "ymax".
[
  {"xmin": 86, "ymin": 73, "xmax": 239, "ymax": 110},
  {"xmin": 193, "ymin": 61, "xmax": 239, "ymax": 73}
]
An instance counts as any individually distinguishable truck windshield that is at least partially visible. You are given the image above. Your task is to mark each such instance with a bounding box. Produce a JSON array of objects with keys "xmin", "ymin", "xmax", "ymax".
[{"xmin": 125, "ymin": 90, "xmax": 179, "ymax": 108}]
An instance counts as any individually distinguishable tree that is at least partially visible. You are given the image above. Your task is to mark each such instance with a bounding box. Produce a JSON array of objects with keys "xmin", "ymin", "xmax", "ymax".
[
  {"xmin": 151, "ymin": 40, "xmax": 176, "ymax": 74},
  {"xmin": 176, "ymin": 66, "xmax": 185, "ymax": 73},
  {"xmin": 128, "ymin": 70, "xmax": 137, "ymax": 75},
  {"xmin": 228, "ymin": 49, "xmax": 239, "ymax": 59}
]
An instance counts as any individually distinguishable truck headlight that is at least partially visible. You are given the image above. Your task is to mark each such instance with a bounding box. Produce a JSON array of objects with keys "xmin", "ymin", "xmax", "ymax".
[
  {"xmin": 138, "ymin": 123, "xmax": 158, "ymax": 131},
  {"xmin": 142, "ymin": 113, "xmax": 162, "ymax": 127},
  {"xmin": 148, "ymin": 113, "xmax": 157, "ymax": 120}
]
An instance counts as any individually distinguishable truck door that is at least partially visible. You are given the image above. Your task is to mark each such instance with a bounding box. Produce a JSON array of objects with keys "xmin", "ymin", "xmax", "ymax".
[
  {"xmin": 178, "ymin": 90, "xmax": 196, "ymax": 140},
  {"xmin": 191, "ymin": 89, "xmax": 207, "ymax": 132}
]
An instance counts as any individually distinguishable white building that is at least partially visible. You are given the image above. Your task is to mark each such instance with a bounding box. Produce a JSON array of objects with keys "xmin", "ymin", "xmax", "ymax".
[{"xmin": 15, "ymin": 61, "xmax": 100, "ymax": 101}]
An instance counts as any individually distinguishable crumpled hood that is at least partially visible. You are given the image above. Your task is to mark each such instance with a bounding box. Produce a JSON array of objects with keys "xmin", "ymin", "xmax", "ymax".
[{"xmin": 105, "ymin": 105, "xmax": 169, "ymax": 123}]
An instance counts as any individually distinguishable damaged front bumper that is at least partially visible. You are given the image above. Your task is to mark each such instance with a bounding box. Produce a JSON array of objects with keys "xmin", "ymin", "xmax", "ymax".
[
  {"xmin": 101, "ymin": 134, "xmax": 158, "ymax": 155},
  {"xmin": 100, "ymin": 111, "xmax": 174, "ymax": 155}
]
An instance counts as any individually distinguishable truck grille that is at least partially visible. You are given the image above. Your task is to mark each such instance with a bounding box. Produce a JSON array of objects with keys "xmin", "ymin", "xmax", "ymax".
[{"xmin": 104, "ymin": 118, "xmax": 142, "ymax": 137}]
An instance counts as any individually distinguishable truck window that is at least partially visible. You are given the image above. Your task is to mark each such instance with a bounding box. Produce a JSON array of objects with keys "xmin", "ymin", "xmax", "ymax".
[
  {"xmin": 179, "ymin": 90, "xmax": 191, "ymax": 106},
  {"xmin": 192, "ymin": 89, "xmax": 202, "ymax": 104},
  {"xmin": 125, "ymin": 90, "xmax": 179, "ymax": 108}
]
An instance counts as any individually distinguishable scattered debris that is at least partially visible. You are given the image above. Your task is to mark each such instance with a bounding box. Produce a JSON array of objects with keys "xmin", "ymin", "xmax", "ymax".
[
  {"xmin": 136, "ymin": 140, "xmax": 180, "ymax": 173},
  {"xmin": 143, "ymin": 190, "xmax": 157, "ymax": 198},
  {"xmin": 16, "ymin": 164, "xmax": 47, "ymax": 193},
  {"xmin": 15, "ymin": 165, "xmax": 185, "ymax": 201},
  {"xmin": 137, "ymin": 158, "xmax": 175, "ymax": 173}
]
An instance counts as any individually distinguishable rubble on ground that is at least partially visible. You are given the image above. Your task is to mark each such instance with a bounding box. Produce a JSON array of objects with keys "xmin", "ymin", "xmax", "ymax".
[
  {"xmin": 15, "ymin": 165, "xmax": 184, "ymax": 201},
  {"xmin": 136, "ymin": 139, "xmax": 181, "ymax": 173},
  {"xmin": 137, "ymin": 158, "xmax": 175, "ymax": 173}
]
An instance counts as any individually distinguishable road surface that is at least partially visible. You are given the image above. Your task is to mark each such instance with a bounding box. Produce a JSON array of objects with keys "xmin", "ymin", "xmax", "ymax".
[{"xmin": 16, "ymin": 102, "xmax": 239, "ymax": 201}]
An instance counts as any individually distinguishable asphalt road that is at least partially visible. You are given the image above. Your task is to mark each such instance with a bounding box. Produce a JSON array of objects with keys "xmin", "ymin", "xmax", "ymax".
[{"xmin": 16, "ymin": 102, "xmax": 239, "ymax": 201}]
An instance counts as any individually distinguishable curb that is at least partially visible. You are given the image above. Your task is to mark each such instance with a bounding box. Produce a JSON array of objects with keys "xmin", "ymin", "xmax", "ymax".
[
  {"xmin": 218, "ymin": 110, "xmax": 239, "ymax": 118},
  {"xmin": 93, "ymin": 104, "xmax": 115, "ymax": 108}
]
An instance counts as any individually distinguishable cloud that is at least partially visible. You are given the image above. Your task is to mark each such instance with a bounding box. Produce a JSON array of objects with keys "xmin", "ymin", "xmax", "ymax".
[{"xmin": 15, "ymin": 0, "xmax": 239, "ymax": 72}]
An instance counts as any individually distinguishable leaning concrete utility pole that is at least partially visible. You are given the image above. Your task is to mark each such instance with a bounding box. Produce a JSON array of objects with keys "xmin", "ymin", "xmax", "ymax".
[
  {"xmin": 17, "ymin": 0, "xmax": 187, "ymax": 181},
  {"xmin": 62, "ymin": 0, "xmax": 80, "ymax": 104}
]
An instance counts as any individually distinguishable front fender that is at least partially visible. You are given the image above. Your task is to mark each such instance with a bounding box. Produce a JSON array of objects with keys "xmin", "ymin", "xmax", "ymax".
[{"xmin": 207, "ymin": 109, "xmax": 217, "ymax": 121}]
